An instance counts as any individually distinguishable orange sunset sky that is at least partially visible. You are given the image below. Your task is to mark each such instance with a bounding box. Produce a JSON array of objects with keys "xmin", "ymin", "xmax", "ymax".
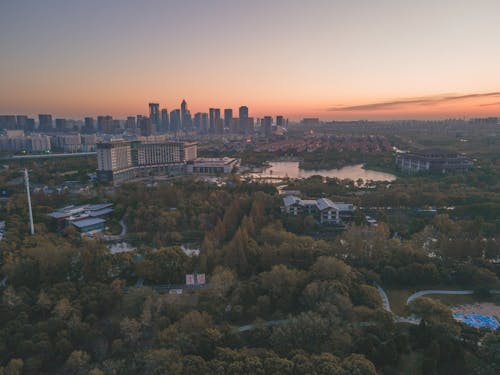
[{"xmin": 1, "ymin": 0, "xmax": 500, "ymax": 120}]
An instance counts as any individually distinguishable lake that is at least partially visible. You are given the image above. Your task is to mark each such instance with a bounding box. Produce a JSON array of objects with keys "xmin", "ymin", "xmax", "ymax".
[{"xmin": 249, "ymin": 161, "xmax": 396, "ymax": 182}]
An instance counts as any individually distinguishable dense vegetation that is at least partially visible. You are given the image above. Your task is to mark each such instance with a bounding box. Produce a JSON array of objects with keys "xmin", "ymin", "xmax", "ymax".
[{"xmin": 0, "ymin": 176, "xmax": 499, "ymax": 374}]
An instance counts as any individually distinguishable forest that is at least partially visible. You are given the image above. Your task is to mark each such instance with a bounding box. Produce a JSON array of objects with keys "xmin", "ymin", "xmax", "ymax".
[{"xmin": 0, "ymin": 176, "xmax": 499, "ymax": 374}]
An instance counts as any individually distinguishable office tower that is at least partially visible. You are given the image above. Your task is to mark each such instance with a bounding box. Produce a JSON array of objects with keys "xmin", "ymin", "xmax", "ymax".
[
  {"xmin": 230, "ymin": 118, "xmax": 239, "ymax": 133},
  {"xmin": 38, "ymin": 114, "xmax": 53, "ymax": 132},
  {"xmin": 170, "ymin": 109, "xmax": 181, "ymax": 133},
  {"xmin": 149, "ymin": 103, "xmax": 160, "ymax": 129},
  {"xmin": 262, "ymin": 116, "xmax": 272, "ymax": 136},
  {"xmin": 247, "ymin": 117, "xmax": 254, "ymax": 134},
  {"xmin": 83, "ymin": 117, "xmax": 95, "ymax": 133},
  {"xmin": 180, "ymin": 100, "xmax": 192, "ymax": 130},
  {"xmin": 239, "ymin": 106, "xmax": 248, "ymax": 134},
  {"xmin": 276, "ymin": 116, "xmax": 284, "ymax": 127},
  {"xmin": 97, "ymin": 115, "xmax": 114, "ymax": 133},
  {"xmin": 123, "ymin": 116, "xmax": 135, "ymax": 133},
  {"xmin": 161, "ymin": 108, "xmax": 169, "ymax": 132},
  {"xmin": 224, "ymin": 109, "xmax": 232, "ymax": 131},
  {"xmin": 139, "ymin": 117, "xmax": 153, "ymax": 136},
  {"xmin": 209, "ymin": 108, "xmax": 220, "ymax": 134},
  {"xmin": 201, "ymin": 113, "xmax": 209, "ymax": 133},
  {"xmin": 55, "ymin": 118, "xmax": 67, "ymax": 132},
  {"xmin": 193, "ymin": 112, "xmax": 202, "ymax": 131}
]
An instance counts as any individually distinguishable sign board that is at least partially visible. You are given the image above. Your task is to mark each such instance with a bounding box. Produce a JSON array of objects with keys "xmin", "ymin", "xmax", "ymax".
[
  {"xmin": 185, "ymin": 274, "xmax": 195, "ymax": 285},
  {"xmin": 169, "ymin": 289, "xmax": 183, "ymax": 295}
]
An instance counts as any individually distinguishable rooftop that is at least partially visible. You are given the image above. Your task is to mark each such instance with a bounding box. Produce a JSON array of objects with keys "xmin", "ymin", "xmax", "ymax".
[{"xmin": 70, "ymin": 217, "xmax": 105, "ymax": 229}]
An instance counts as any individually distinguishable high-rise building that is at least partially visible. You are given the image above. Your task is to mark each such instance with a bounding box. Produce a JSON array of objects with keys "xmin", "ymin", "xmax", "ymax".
[
  {"xmin": 25, "ymin": 118, "xmax": 35, "ymax": 132},
  {"xmin": 124, "ymin": 117, "xmax": 136, "ymax": 133},
  {"xmin": 38, "ymin": 114, "xmax": 53, "ymax": 132},
  {"xmin": 201, "ymin": 113, "xmax": 209, "ymax": 133},
  {"xmin": 55, "ymin": 118, "xmax": 67, "ymax": 132},
  {"xmin": 180, "ymin": 100, "xmax": 192, "ymax": 130},
  {"xmin": 96, "ymin": 141, "xmax": 134, "ymax": 182},
  {"xmin": 97, "ymin": 115, "xmax": 114, "ymax": 133},
  {"xmin": 262, "ymin": 116, "xmax": 272, "ymax": 136},
  {"xmin": 170, "ymin": 109, "xmax": 181, "ymax": 133},
  {"xmin": 16, "ymin": 116, "xmax": 28, "ymax": 130},
  {"xmin": 83, "ymin": 117, "xmax": 95, "ymax": 133},
  {"xmin": 239, "ymin": 106, "xmax": 248, "ymax": 134},
  {"xmin": 149, "ymin": 103, "xmax": 160, "ymax": 129},
  {"xmin": 193, "ymin": 112, "xmax": 202, "ymax": 131},
  {"xmin": 0, "ymin": 115, "xmax": 17, "ymax": 130},
  {"xmin": 161, "ymin": 108, "xmax": 169, "ymax": 132},
  {"xmin": 209, "ymin": 108, "xmax": 221, "ymax": 134},
  {"xmin": 224, "ymin": 109, "xmax": 233, "ymax": 131},
  {"xmin": 96, "ymin": 139, "xmax": 197, "ymax": 183},
  {"xmin": 139, "ymin": 117, "xmax": 153, "ymax": 136}
]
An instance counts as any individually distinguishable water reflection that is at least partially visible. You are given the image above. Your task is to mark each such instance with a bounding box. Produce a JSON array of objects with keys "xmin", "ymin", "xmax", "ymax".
[{"xmin": 249, "ymin": 161, "xmax": 396, "ymax": 182}]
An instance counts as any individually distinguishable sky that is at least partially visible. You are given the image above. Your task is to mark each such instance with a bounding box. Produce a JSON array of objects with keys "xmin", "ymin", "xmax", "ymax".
[{"xmin": 1, "ymin": 0, "xmax": 500, "ymax": 120}]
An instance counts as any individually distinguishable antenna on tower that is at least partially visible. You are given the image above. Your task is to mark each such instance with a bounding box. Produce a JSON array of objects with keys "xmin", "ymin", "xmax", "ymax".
[{"xmin": 23, "ymin": 168, "xmax": 35, "ymax": 235}]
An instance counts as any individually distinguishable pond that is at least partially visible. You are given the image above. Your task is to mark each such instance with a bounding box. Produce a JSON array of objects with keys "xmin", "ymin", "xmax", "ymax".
[{"xmin": 249, "ymin": 161, "xmax": 396, "ymax": 182}]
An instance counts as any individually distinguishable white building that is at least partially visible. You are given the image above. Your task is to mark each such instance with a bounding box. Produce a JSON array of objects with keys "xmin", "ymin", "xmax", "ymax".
[{"xmin": 282, "ymin": 195, "xmax": 354, "ymax": 224}]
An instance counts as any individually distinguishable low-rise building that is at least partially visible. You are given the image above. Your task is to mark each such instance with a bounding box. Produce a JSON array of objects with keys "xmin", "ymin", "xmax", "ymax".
[
  {"xmin": 281, "ymin": 195, "xmax": 354, "ymax": 224},
  {"xmin": 47, "ymin": 203, "xmax": 113, "ymax": 233},
  {"xmin": 186, "ymin": 157, "xmax": 239, "ymax": 174},
  {"xmin": 396, "ymin": 149, "xmax": 472, "ymax": 173}
]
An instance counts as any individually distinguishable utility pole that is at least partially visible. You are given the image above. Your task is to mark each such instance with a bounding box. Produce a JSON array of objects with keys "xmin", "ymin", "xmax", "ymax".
[{"xmin": 24, "ymin": 168, "xmax": 35, "ymax": 235}]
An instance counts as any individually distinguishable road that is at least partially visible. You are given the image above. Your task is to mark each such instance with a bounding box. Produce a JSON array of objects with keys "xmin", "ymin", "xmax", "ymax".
[
  {"xmin": 1, "ymin": 152, "xmax": 96, "ymax": 160},
  {"xmin": 237, "ymin": 319, "xmax": 288, "ymax": 332},
  {"xmin": 375, "ymin": 283, "xmax": 421, "ymax": 325},
  {"xmin": 406, "ymin": 290, "xmax": 474, "ymax": 305},
  {"xmin": 103, "ymin": 219, "xmax": 127, "ymax": 241}
]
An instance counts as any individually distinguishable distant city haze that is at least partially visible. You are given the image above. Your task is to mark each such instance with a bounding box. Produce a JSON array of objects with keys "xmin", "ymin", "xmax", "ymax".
[{"xmin": 1, "ymin": 0, "xmax": 500, "ymax": 119}]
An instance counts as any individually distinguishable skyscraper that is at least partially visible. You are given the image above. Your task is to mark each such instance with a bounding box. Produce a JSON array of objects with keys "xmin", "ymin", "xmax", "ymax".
[
  {"xmin": 180, "ymin": 100, "xmax": 192, "ymax": 130},
  {"xmin": 209, "ymin": 108, "xmax": 221, "ymax": 134},
  {"xmin": 239, "ymin": 106, "xmax": 248, "ymax": 134},
  {"xmin": 161, "ymin": 108, "xmax": 169, "ymax": 132},
  {"xmin": 83, "ymin": 117, "xmax": 95, "ymax": 133},
  {"xmin": 170, "ymin": 109, "xmax": 181, "ymax": 134},
  {"xmin": 38, "ymin": 114, "xmax": 53, "ymax": 132},
  {"xmin": 224, "ymin": 109, "xmax": 233, "ymax": 131},
  {"xmin": 149, "ymin": 103, "xmax": 160, "ymax": 131},
  {"xmin": 201, "ymin": 113, "xmax": 209, "ymax": 133},
  {"xmin": 55, "ymin": 118, "xmax": 67, "ymax": 132},
  {"xmin": 262, "ymin": 116, "xmax": 272, "ymax": 136},
  {"xmin": 140, "ymin": 117, "xmax": 153, "ymax": 136},
  {"xmin": 124, "ymin": 117, "xmax": 136, "ymax": 133}
]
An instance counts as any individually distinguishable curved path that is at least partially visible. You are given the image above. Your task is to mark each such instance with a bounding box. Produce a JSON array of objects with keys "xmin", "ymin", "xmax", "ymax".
[
  {"xmin": 374, "ymin": 283, "xmax": 420, "ymax": 325},
  {"xmin": 406, "ymin": 290, "xmax": 474, "ymax": 305}
]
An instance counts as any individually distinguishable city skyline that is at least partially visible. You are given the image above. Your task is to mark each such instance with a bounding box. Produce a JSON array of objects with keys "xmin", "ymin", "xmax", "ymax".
[{"xmin": 1, "ymin": 0, "xmax": 500, "ymax": 120}]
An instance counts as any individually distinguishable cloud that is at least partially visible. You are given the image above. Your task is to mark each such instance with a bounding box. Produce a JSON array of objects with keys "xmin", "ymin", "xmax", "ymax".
[
  {"xmin": 478, "ymin": 101, "xmax": 500, "ymax": 107},
  {"xmin": 328, "ymin": 92, "xmax": 500, "ymax": 111}
]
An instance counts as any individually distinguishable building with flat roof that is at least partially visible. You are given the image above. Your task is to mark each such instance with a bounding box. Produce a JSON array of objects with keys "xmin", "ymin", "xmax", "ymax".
[
  {"xmin": 186, "ymin": 157, "xmax": 239, "ymax": 175},
  {"xmin": 396, "ymin": 149, "xmax": 472, "ymax": 173},
  {"xmin": 71, "ymin": 218, "xmax": 106, "ymax": 233},
  {"xmin": 96, "ymin": 139, "xmax": 198, "ymax": 183}
]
